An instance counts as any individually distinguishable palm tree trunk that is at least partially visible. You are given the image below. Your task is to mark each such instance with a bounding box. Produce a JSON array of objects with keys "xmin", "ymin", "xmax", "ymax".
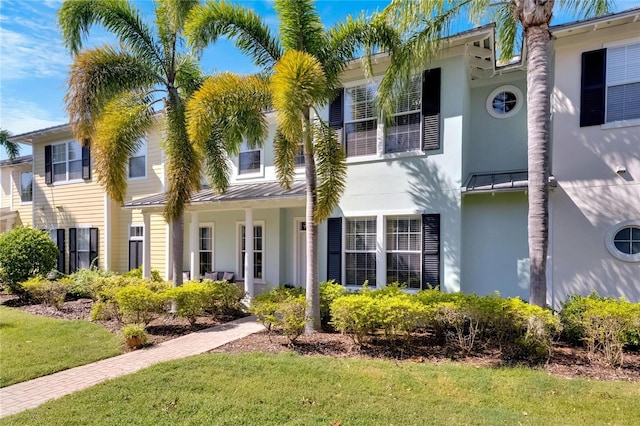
[
  {"xmin": 525, "ymin": 24, "xmax": 551, "ymax": 307},
  {"xmin": 303, "ymin": 118, "xmax": 320, "ymax": 332},
  {"xmin": 172, "ymin": 214, "xmax": 184, "ymax": 287}
]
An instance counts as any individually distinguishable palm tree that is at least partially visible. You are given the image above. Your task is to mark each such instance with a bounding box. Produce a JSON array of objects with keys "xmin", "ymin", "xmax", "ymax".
[
  {"xmin": 379, "ymin": 0, "xmax": 612, "ymax": 307},
  {"xmin": 185, "ymin": 0, "xmax": 398, "ymax": 331},
  {"xmin": 1, "ymin": 129, "xmax": 20, "ymax": 160},
  {"xmin": 58, "ymin": 0, "xmax": 208, "ymax": 286}
]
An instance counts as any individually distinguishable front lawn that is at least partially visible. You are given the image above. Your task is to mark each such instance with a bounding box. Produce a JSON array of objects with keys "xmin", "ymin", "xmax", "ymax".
[
  {"xmin": 0, "ymin": 307, "xmax": 122, "ymax": 387},
  {"xmin": 2, "ymin": 352, "xmax": 639, "ymax": 425}
]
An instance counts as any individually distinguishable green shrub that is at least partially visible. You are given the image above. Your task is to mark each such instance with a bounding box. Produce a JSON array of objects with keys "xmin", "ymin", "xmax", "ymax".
[
  {"xmin": 377, "ymin": 294, "xmax": 428, "ymax": 342},
  {"xmin": 67, "ymin": 268, "xmax": 115, "ymax": 299},
  {"xmin": 277, "ymin": 295, "xmax": 307, "ymax": 344},
  {"xmin": 123, "ymin": 266, "xmax": 163, "ymax": 282},
  {"xmin": 249, "ymin": 286, "xmax": 301, "ymax": 332},
  {"xmin": 21, "ymin": 276, "xmax": 68, "ymax": 309},
  {"xmin": 319, "ymin": 280, "xmax": 347, "ymax": 325},
  {"xmin": 0, "ymin": 227, "xmax": 58, "ymax": 295},
  {"xmin": 560, "ymin": 292, "xmax": 610, "ymax": 344},
  {"xmin": 90, "ymin": 300, "xmax": 116, "ymax": 321},
  {"xmin": 330, "ymin": 295, "xmax": 380, "ymax": 345},
  {"xmin": 364, "ymin": 282, "xmax": 406, "ymax": 298},
  {"xmin": 114, "ymin": 285, "xmax": 164, "ymax": 325},
  {"xmin": 203, "ymin": 279, "xmax": 245, "ymax": 315},
  {"xmin": 163, "ymin": 282, "xmax": 214, "ymax": 326},
  {"xmin": 120, "ymin": 323, "xmax": 149, "ymax": 349}
]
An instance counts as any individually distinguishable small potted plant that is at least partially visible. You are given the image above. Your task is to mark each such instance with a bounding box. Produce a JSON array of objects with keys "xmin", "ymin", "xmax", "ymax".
[{"xmin": 121, "ymin": 323, "xmax": 149, "ymax": 349}]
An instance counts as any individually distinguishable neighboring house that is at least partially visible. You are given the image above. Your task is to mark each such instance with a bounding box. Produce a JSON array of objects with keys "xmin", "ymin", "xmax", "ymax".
[
  {"xmin": 5, "ymin": 9, "xmax": 639, "ymax": 306},
  {"xmin": 0, "ymin": 155, "xmax": 33, "ymax": 232}
]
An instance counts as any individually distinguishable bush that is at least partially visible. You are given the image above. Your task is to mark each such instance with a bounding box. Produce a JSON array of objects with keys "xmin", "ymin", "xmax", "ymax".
[
  {"xmin": 277, "ymin": 295, "xmax": 307, "ymax": 344},
  {"xmin": 123, "ymin": 266, "xmax": 163, "ymax": 282},
  {"xmin": 376, "ymin": 294, "xmax": 428, "ymax": 342},
  {"xmin": 163, "ymin": 282, "xmax": 214, "ymax": 326},
  {"xmin": 249, "ymin": 286, "xmax": 302, "ymax": 332},
  {"xmin": 120, "ymin": 323, "xmax": 149, "ymax": 349},
  {"xmin": 0, "ymin": 227, "xmax": 58, "ymax": 295},
  {"xmin": 203, "ymin": 279, "xmax": 245, "ymax": 315},
  {"xmin": 67, "ymin": 268, "xmax": 115, "ymax": 299},
  {"xmin": 114, "ymin": 285, "xmax": 164, "ymax": 325},
  {"xmin": 330, "ymin": 295, "xmax": 380, "ymax": 345},
  {"xmin": 319, "ymin": 280, "xmax": 347, "ymax": 325},
  {"xmin": 560, "ymin": 292, "xmax": 610, "ymax": 344},
  {"xmin": 21, "ymin": 276, "xmax": 68, "ymax": 309}
]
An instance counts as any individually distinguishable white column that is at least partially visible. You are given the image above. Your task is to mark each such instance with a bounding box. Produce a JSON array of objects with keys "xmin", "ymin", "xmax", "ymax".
[
  {"xmin": 103, "ymin": 194, "xmax": 111, "ymax": 271},
  {"xmin": 244, "ymin": 208, "xmax": 254, "ymax": 298},
  {"xmin": 189, "ymin": 211, "xmax": 199, "ymax": 281},
  {"xmin": 143, "ymin": 212, "xmax": 151, "ymax": 279},
  {"xmin": 376, "ymin": 214, "xmax": 386, "ymax": 287}
]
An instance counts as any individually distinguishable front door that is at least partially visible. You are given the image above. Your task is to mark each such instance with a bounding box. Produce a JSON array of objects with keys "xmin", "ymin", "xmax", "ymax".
[{"xmin": 295, "ymin": 220, "xmax": 306, "ymax": 287}]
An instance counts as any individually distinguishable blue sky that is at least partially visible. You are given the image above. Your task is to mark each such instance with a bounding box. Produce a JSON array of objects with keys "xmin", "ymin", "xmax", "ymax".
[{"xmin": 0, "ymin": 0, "xmax": 638, "ymax": 158}]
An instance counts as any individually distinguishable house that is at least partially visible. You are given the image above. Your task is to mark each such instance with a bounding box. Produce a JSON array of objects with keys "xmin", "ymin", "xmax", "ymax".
[
  {"xmin": 4, "ymin": 9, "xmax": 639, "ymax": 307},
  {"xmin": 0, "ymin": 155, "xmax": 33, "ymax": 232}
]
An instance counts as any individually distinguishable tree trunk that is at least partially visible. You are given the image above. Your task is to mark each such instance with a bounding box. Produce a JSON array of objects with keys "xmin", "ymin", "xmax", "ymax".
[
  {"xmin": 525, "ymin": 24, "xmax": 551, "ymax": 307},
  {"xmin": 303, "ymin": 118, "xmax": 320, "ymax": 332},
  {"xmin": 172, "ymin": 214, "xmax": 184, "ymax": 287}
]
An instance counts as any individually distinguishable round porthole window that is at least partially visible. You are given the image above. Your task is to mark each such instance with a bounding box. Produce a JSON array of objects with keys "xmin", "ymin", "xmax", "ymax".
[
  {"xmin": 486, "ymin": 85, "xmax": 523, "ymax": 119},
  {"xmin": 605, "ymin": 221, "xmax": 640, "ymax": 262}
]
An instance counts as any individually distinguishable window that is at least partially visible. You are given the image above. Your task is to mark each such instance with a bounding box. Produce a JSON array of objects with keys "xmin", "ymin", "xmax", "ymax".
[
  {"xmin": 129, "ymin": 225, "xmax": 143, "ymax": 271},
  {"xmin": 199, "ymin": 225, "xmax": 213, "ymax": 276},
  {"xmin": 605, "ymin": 221, "xmax": 640, "ymax": 262},
  {"xmin": 345, "ymin": 83, "xmax": 378, "ymax": 157},
  {"xmin": 20, "ymin": 172, "xmax": 32, "ymax": 202},
  {"xmin": 294, "ymin": 144, "xmax": 305, "ymax": 167},
  {"xmin": 606, "ymin": 42, "xmax": 640, "ymax": 123},
  {"xmin": 48, "ymin": 229, "xmax": 65, "ymax": 273},
  {"xmin": 386, "ymin": 76, "xmax": 422, "ymax": 153},
  {"xmin": 240, "ymin": 224, "xmax": 263, "ymax": 279},
  {"xmin": 486, "ymin": 85, "xmax": 523, "ymax": 119},
  {"xmin": 69, "ymin": 227, "xmax": 98, "ymax": 272},
  {"xmin": 238, "ymin": 142, "xmax": 261, "ymax": 175},
  {"xmin": 345, "ymin": 217, "xmax": 377, "ymax": 286},
  {"xmin": 386, "ymin": 217, "xmax": 421, "ymax": 289},
  {"xmin": 52, "ymin": 141, "xmax": 82, "ymax": 182},
  {"xmin": 128, "ymin": 139, "xmax": 146, "ymax": 179}
]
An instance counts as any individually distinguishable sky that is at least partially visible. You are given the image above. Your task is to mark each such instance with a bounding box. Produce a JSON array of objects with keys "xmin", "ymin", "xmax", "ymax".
[{"xmin": 0, "ymin": 0, "xmax": 638, "ymax": 159}]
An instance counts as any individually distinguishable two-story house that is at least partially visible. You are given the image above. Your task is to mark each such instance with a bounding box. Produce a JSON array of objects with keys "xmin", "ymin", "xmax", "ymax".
[
  {"xmin": 0, "ymin": 155, "xmax": 33, "ymax": 232},
  {"xmin": 5, "ymin": 8, "xmax": 639, "ymax": 307}
]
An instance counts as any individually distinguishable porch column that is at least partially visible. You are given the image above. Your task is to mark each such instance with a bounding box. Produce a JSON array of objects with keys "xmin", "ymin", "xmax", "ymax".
[
  {"xmin": 143, "ymin": 212, "xmax": 151, "ymax": 279},
  {"xmin": 189, "ymin": 211, "xmax": 199, "ymax": 281},
  {"xmin": 244, "ymin": 207, "xmax": 254, "ymax": 298}
]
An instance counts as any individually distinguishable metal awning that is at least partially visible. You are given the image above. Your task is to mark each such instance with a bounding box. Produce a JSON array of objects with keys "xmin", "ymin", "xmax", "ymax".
[
  {"xmin": 123, "ymin": 180, "xmax": 306, "ymax": 208},
  {"xmin": 462, "ymin": 170, "xmax": 557, "ymax": 194}
]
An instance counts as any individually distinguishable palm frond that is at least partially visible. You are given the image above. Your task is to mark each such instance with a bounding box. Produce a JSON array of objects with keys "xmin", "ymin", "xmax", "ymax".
[
  {"xmin": 313, "ymin": 121, "xmax": 346, "ymax": 223},
  {"xmin": 271, "ymin": 50, "xmax": 328, "ymax": 144},
  {"xmin": 0, "ymin": 129, "xmax": 20, "ymax": 160},
  {"xmin": 186, "ymin": 0, "xmax": 282, "ymax": 68},
  {"xmin": 275, "ymin": 0, "xmax": 324, "ymax": 53},
  {"xmin": 200, "ymin": 127, "xmax": 232, "ymax": 193},
  {"xmin": 58, "ymin": 0, "xmax": 161, "ymax": 65},
  {"xmin": 163, "ymin": 92, "xmax": 202, "ymax": 222},
  {"xmin": 494, "ymin": 2, "xmax": 520, "ymax": 63},
  {"xmin": 65, "ymin": 46, "xmax": 158, "ymax": 141},
  {"xmin": 92, "ymin": 92, "xmax": 154, "ymax": 204},
  {"xmin": 174, "ymin": 54, "xmax": 205, "ymax": 98},
  {"xmin": 273, "ymin": 128, "xmax": 298, "ymax": 190},
  {"xmin": 558, "ymin": 0, "xmax": 613, "ymax": 20},
  {"xmin": 156, "ymin": 0, "xmax": 199, "ymax": 35}
]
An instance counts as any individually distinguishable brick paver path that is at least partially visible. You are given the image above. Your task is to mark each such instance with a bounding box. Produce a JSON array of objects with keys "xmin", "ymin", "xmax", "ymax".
[{"xmin": 0, "ymin": 316, "xmax": 263, "ymax": 418}]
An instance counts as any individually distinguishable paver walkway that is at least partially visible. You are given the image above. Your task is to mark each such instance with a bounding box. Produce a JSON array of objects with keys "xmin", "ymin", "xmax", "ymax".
[{"xmin": 0, "ymin": 316, "xmax": 263, "ymax": 418}]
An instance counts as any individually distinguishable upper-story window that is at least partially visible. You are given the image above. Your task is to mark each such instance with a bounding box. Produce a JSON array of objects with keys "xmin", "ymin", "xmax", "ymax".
[
  {"xmin": 52, "ymin": 141, "xmax": 82, "ymax": 182},
  {"xmin": 606, "ymin": 42, "xmax": 640, "ymax": 123},
  {"xmin": 128, "ymin": 139, "xmax": 147, "ymax": 179},
  {"xmin": 238, "ymin": 142, "xmax": 261, "ymax": 175},
  {"xmin": 486, "ymin": 85, "xmax": 523, "ymax": 119},
  {"xmin": 345, "ymin": 83, "xmax": 378, "ymax": 157},
  {"xmin": 386, "ymin": 76, "xmax": 422, "ymax": 153},
  {"xmin": 294, "ymin": 144, "xmax": 305, "ymax": 167},
  {"xmin": 20, "ymin": 172, "xmax": 33, "ymax": 202}
]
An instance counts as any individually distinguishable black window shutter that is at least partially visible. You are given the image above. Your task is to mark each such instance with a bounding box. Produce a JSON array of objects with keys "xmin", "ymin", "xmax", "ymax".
[
  {"xmin": 69, "ymin": 228, "xmax": 77, "ymax": 273},
  {"xmin": 82, "ymin": 140, "xmax": 91, "ymax": 180},
  {"xmin": 327, "ymin": 217, "xmax": 342, "ymax": 283},
  {"xmin": 44, "ymin": 145, "xmax": 53, "ymax": 184},
  {"xmin": 422, "ymin": 68, "xmax": 441, "ymax": 150},
  {"xmin": 580, "ymin": 49, "xmax": 606, "ymax": 127},
  {"xmin": 56, "ymin": 229, "xmax": 66, "ymax": 274},
  {"xmin": 422, "ymin": 214, "xmax": 440, "ymax": 289},
  {"xmin": 90, "ymin": 227, "xmax": 99, "ymax": 268},
  {"xmin": 329, "ymin": 88, "xmax": 344, "ymax": 144}
]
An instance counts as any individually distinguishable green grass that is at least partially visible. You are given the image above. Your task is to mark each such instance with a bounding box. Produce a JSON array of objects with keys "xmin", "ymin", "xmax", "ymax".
[
  {"xmin": 0, "ymin": 307, "xmax": 122, "ymax": 387},
  {"xmin": 2, "ymin": 352, "xmax": 639, "ymax": 425}
]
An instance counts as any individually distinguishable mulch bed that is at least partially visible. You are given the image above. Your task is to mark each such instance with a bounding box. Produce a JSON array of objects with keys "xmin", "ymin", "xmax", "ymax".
[{"xmin": 3, "ymin": 293, "xmax": 639, "ymax": 380}]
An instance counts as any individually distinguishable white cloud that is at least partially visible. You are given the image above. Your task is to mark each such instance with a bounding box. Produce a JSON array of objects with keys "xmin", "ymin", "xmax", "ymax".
[{"xmin": 0, "ymin": 98, "xmax": 66, "ymax": 135}]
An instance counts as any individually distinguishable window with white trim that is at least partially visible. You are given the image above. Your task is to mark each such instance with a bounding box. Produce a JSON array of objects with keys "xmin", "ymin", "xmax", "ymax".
[
  {"xmin": 345, "ymin": 217, "xmax": 377, "ymax": 286},
  {"xmin": 386, "ymin": 76, "xmax": 422, "ymax": 153},
  {"xmin": 606, "ymin": 42, "xmax": 640, "ymax": 123},
  {"xmin": 52, "ymin": 141, "xmax": 82, "ymax": 182},
  {"xmin": 20, "ymin": 172, "xmax": 33, "ymax": 202},
  {"xmin": 199, "ymin": 225, "xmax": 213, "ymax": 276},
  {"xmin": 386, "ymin": 217, "xmax": 421, "ymax": 289},
  {"xmin": 128, "ymin": 225, "xmax": 143, "ymax": 271},
  {"xmin": 128, "ymin": 139, "xmax": 147, "ymax": 179},
  {"xmin": 238, "ymin": 141, "xmax": 261, "ymax": 174},
  {"xmin": 605, "ymin": 221, "xmax": 640, "ymax": 262},
  {"xmin": 240, "ymin": 224, "xmax": 263, "ymax": 279},
  {"xmin": 345, "ymin": 84, "xmax": 378, "ymax": 157}
]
